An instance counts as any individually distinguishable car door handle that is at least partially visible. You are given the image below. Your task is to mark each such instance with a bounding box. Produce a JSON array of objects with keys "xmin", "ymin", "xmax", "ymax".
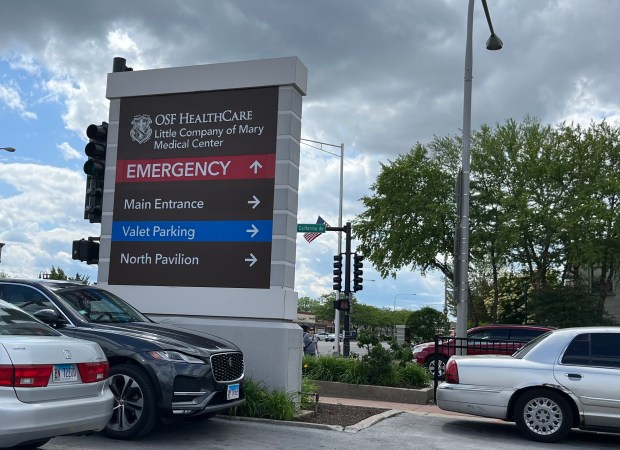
[{"xmin": 565, "ymin": 373, "xmax": 582, "ymax": 380}]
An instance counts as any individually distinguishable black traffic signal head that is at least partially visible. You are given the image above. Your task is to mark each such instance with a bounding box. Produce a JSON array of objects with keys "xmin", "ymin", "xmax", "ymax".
[
  {"xmin": 333, "ymin": 254, "xmax": 343, "ymax": 291},
  {"xmin": 72, "ymin": 238, "xmax": 100, "ymax": 265},
  {"xmin": 83, "ymin": 122, "xmax": 108, "ymax": 223},
  {"xmin": 333, "ymin": 298, "xmax": 349, "ymax": 311},
  {"xmin": 353, "ymin": 253, "xmax": 364, "ymax": 292}
]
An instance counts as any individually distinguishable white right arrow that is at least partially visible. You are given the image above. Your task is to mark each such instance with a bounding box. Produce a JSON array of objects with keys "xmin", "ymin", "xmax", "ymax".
[
  {"xmin": 245, "ymin": 253, "xmax": 257, "ymax": 267},
  {"xmin": 248, "ymin": 195, "xmax": 260, "ymax": 209},
  {"xmin": 246, "ymin": 224, "xmax": 259, "ymax": 238}
]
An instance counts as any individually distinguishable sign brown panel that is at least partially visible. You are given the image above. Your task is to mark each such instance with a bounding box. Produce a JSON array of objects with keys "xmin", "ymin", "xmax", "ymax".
[
  {"xmin": 109, "ymin": 86, "xmax": 278, "ymax": 288},
  {"xmin": 109, "ymin": 242, "xmax": 272, "ymax": 288},
  {"xmin": 113, "ymin": 179, "xmax": 275, "ymax": 221}
]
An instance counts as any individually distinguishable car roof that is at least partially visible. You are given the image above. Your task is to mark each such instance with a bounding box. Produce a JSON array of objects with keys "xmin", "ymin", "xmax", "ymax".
[
  {"xmin": 468, "ymin": 324, "xmax": 554, "ymax": 331},
  {"xmin": 0, "ymin": 279, "xmax": 88, "ymax": 289},
  {"xmin": 551, "ymin": 326, "xmax": 620, "ymax": 334}
]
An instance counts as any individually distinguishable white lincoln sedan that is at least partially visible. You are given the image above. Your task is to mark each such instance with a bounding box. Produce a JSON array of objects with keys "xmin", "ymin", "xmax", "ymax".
[
  {"xmin": 0, "ymin": 300, "xmax": 113, "ymax": 448},
  {"xmin": 437, "ymin": 326, "xmax": 620, "ymax": 443}
]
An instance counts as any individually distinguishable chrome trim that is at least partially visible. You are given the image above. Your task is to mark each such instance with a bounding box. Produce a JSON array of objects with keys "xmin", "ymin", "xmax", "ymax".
[{"xmin": 174, "ymin": 391, "xmax": 205, "ymax": 396}]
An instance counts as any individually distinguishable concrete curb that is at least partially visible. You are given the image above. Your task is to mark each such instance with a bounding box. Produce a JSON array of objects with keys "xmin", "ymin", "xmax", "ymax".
[
  {"xmin": 215, "ymin": 415, "xmax": 344, "ymax": 432},
  {"xmin": 313, "ymin": 380, "xmax": 433, "ymax": 404},
  {"xmin": 344, "ymin": 409, "xmax": 402, "ymax": 433},
  {"xmin": 215, "ymin": 409, "xmax": 403, "ymax": 433}
]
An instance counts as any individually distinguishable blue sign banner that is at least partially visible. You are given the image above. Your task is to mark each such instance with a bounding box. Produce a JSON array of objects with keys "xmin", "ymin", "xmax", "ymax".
[{"xmin": 112, "ymin": 220, "xmax": 272, "ymax": 242}]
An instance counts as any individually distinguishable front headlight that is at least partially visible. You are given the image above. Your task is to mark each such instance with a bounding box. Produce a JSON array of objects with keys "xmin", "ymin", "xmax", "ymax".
[
  {"xmin": 148, "ymin": 350, "xmax": 204, "ymax": 364},
  {"xmin": 412, "ymin": 345, "xmax": 424, "ymax": 353}
]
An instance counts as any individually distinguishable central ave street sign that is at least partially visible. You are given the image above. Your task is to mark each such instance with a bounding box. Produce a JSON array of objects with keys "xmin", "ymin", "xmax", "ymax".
[{"xmin": 297, "ymin": 223, "xmax": 325, "ymax": 233}]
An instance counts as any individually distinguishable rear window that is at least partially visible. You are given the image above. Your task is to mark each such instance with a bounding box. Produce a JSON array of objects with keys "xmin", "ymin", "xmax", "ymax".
[
  {"xmin": 510, "ymin": 328, "xmax": 547, "ymax": 341},
  {"xmin": 512, "ymin": 331, "xmax": 552, "ymax": 359},
  {"xmin": 0, "ymin": 303, "xmax": 60, "ymax": 336}
]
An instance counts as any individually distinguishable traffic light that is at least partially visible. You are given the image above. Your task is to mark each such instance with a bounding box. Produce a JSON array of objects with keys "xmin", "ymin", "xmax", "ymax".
[
  {"xmin": 333, "ymin": 254, "xmax": 343, "ymax": 291},
  {"xmin": 333, "ymin": 298, "xmax": 349, "ymax": 311},
  {"xmin": 83, "ymin": 122, "xmax": 108, "ymax": 223},
  {"xmin": 353, "ymin": 253, "xmax": 364, "ymax": 292},
  {"xmin": 72, "ymin": 238, "xmax": 100, "ymax": 265}
]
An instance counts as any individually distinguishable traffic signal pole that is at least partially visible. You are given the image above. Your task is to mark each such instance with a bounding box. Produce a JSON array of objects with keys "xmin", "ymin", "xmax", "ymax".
[
  {"xmin": 343, "ymin": 222, "xmax": 352, "ymax": 357},
  {"xmin": 327, "ymin": 222, "xmax": 353, "ymax": 356}
]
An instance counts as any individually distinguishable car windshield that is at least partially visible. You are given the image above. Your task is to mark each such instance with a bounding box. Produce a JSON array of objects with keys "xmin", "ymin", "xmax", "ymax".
[
  {"xmin": 512, "ymin": 331, "xmax": 553, "ymax": 358},
  {"xmin": 0, "ymin": 302, "xmax": 60, "ymax": 336},
  {"xmin": 50, "ymin": 287, "xmax": 150, "ymax": 324}
]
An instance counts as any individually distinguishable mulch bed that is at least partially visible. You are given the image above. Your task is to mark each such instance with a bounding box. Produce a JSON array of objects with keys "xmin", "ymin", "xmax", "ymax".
[{"xmin": 294, "ymin": 403, "xmax": 389, "ymax": 427}]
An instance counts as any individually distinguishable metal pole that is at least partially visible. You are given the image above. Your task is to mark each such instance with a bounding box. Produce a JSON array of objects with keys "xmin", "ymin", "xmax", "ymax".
[
  {"xmin": 343, "ymin": 222, "xmax": 352, "ymax": 357},
  {"xmin": 300, "ymin": 138, "xmax": 345, "ymax": 354},
  {"xmin": 456, "ymin": 0, "xmax": 475, "ymax": 341},
  {"xmin": 334, "ymin": 143, "xmax": 344, "ymax": 354}
]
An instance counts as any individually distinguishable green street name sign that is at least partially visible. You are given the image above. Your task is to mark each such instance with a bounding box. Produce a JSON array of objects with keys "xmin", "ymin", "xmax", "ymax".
[{"xmin": 297, "ymin": 223, "xmax": 326, "ymax": 233}]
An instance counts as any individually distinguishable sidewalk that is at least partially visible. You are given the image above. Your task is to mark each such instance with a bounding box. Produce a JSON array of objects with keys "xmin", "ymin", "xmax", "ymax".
[{"xmin": 319, "ymin": 395, "xmax": 474, "ymax": 418}]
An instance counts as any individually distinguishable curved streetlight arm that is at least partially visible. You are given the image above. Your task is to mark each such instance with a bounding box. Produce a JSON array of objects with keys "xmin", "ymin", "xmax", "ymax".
[{"xmin": 0, "ymin": 147, "xmax": 16, "ymax": 152}]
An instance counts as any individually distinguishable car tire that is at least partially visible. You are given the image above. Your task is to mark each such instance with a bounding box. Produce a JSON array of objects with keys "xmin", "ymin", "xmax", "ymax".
[
  {"xmin": 425, "ymin": 355, "xmax": 448, "ymax": 380},
  {"xmin": 15, "ymin": 439, "xmax": 51, "ymax": 449},
  {"xmin": 514, "ymin": 388, "xmax": 573, "ymax": 443},
  {"xmin": 105, "ymin": 363, "xmax": 158, "ymax": 440}
]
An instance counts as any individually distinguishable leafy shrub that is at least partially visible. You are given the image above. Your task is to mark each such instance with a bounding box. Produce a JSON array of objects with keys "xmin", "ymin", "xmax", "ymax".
[
  {"xmin": 302, "ymin": 347, "xmax": 430, "ymax": 389},
  {"xmin": 300, "ymin": 376, "xmax": 318, "ymax": 410},
  {"xmin": 227, "ymin": 378, "xmax": 296, "ymax": 420}
]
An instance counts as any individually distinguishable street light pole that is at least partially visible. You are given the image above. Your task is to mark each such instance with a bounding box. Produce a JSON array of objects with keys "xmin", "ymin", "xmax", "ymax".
[
  {"xmin": 300, "ymin": 138, "xmax": 345, "ymax": 354},
  {"xmin": 455, "ymin": 0, "xmax": 503, "ymax": 340}
]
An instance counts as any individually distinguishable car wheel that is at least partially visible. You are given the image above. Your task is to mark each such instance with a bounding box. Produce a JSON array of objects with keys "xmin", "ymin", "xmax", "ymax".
[
  {"xmin": 514, "ymin": 389, "xmax": 573, "ymax": 443},
  {"xmin": 425, "ymin": 355, "xmax": 448, "ymax": 379},
  {"xmin": 15, "ymin": 439, "xmax": 51, "ymax": 449},
  {"xmin": 105, "ymin": 363, "xmax": 158, "ymax": 440}
]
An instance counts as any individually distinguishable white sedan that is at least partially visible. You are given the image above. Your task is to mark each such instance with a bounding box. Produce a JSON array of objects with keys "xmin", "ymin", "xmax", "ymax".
[
  {"xmin": 0, "ymin": 300, "xmax": 113, "ymax": 448},
  {"xmin": 437, "ymin": 326, "xmax": 620, "ymax": 443}
]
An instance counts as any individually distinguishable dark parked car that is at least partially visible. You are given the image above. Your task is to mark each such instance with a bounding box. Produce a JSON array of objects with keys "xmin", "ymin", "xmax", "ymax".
[
  {"xmin": 412, "ymin": 324, "xmax": 554, "ymax": 378},
  {"xmin": 0, "ymin": 279, "xmax": 245, "ymax": 440}
]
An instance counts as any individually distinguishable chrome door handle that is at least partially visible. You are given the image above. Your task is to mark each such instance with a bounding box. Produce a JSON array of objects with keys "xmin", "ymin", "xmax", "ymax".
[{"xmin": 565, "ymin": 373, "xmax": 582, "ymax": 380}]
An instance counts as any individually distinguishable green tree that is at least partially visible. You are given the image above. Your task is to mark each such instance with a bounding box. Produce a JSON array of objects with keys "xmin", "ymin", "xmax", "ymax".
[
  {"xmin": 355, "ymin": 118, "xmax": 620, "ymax": 325},
  {"xmin": 297, "ymin": 296, "xmax": 321, "ymax": 313},
  {"xmin": 528, "ymin": 284, "xmax": 617, "ymax": 328},
  {"xmin": 49, "ymin": 266, "xmax": 90, "ymax": 284},
  {"xmin": 406, "ymin": 307, "xmax": 449, "ymax": 342}
]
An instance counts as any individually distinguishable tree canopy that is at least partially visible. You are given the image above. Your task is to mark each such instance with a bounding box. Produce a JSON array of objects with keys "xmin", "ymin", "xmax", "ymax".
[{"xmin": 354, "ymin": 118, "xmax": 620, "ymax": 327}]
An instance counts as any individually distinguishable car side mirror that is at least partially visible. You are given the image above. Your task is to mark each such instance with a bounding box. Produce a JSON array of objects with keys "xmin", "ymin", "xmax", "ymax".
[{"xmin": 34, "ymin": 308, "xmax": 67, "ymax": 326}]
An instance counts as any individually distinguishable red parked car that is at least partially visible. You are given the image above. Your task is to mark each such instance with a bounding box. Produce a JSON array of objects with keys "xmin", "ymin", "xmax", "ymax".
[{"xmin": 412, "ymin": 324, "xmax": 554, "ymax": 378}]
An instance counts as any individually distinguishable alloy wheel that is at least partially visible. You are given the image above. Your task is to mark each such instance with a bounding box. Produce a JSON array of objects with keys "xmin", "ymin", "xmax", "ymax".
[
  {"xmin": 522, "ymin": 396, "xmax": 563, "ymax": 436},
  {"xmin": 108, "ymin": 373, "xmax": 145, "ymax": 432}
]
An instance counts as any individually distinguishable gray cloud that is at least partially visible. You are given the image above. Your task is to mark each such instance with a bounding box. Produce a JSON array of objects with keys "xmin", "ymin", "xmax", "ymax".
[{"xmin": 2, "ymin": 0, "xmax": 620, "ymax": 302}]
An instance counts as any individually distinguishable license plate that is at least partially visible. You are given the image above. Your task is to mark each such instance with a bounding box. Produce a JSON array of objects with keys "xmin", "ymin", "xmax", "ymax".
[
  {"xmin": 227, "ymin": 383, "xmax": 240, "ymax": 400},
  {"xmin": 53, "ymin": 364, "xmax": 78, "ymax": 383}
]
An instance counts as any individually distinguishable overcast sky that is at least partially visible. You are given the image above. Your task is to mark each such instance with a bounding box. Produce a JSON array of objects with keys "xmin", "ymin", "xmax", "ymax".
[{"xmin": 1, "ymin": 0, "xmax": 618, "ymax": 312}]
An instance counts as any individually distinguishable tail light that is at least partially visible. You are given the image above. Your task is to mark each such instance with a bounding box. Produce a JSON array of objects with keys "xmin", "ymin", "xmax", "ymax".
[
  {"xmin": 78, "ymin": 361, "xmax": 109, "ymax": 383},
  {"xmin": 0, "ymin": 362, "xmax": 109, "ymax": 387},
  {"xmin": 444, "ymin": 359, "xmax": 459, "ymax": 384},
  {"xmin": 0, "ymin": 364, "xmax": 53, "ymax": 387}
]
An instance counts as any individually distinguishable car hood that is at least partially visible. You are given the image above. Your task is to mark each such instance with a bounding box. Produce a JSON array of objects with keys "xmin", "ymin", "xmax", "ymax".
[{"xmin": 83, "ymin": 321, "xmax": 240, "ymax": 356}]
